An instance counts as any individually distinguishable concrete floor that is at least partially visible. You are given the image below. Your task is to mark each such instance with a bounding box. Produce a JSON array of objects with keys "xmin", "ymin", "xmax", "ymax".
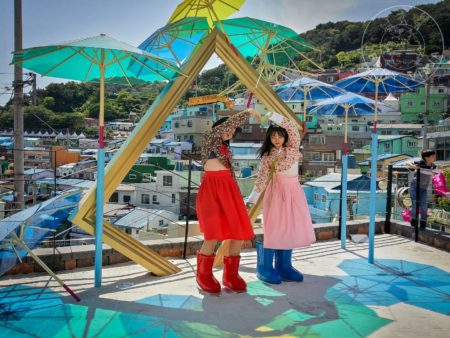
[{"xmin": 0, "ymin": 234, "xmax": 449, "ymax": 337}]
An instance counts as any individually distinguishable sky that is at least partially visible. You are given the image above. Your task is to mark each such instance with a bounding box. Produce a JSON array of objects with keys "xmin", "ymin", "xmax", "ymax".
[{"xmin": 0, "ymin": 0, "xmax": 442, "ymax": 105}]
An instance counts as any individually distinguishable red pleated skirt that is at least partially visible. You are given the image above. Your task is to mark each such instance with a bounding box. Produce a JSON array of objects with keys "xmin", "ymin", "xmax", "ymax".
[{"xmin": 196, "ymin": 170, "xmax": 254, "ymax": 241}]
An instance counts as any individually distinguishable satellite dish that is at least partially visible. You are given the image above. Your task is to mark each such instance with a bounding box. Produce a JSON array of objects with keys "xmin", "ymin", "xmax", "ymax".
[{"xmin": 378, "ymin": 180, "xmax": 388, "ymax": 190}]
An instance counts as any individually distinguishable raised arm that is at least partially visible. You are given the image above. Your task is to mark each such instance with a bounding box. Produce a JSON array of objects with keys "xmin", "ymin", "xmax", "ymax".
[{"xmin": 212, "ymin": 109, "xmax": 251, "ymax": 135}]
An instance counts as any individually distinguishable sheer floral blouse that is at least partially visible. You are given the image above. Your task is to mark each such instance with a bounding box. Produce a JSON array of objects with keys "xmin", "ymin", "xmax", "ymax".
[
  {"xmin": 248, "ymin": 112, "xmax": 301, "ymax": 203},
  {"xmin": 200, "ymin": 110, "xmax": 251, "ymax": 178}
]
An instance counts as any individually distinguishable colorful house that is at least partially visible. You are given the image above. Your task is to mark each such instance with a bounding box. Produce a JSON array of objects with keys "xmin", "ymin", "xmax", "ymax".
[
  {"xmin": 377, "ymin": 135, "xmax": 421, "ymax": 157},
  {"xmin": 400, "ymin": 87, "xmax": 447, "ymax": 123},
  {"xmin": 303, "ymin": 173, "xmax": 386, "ymax": 224}
]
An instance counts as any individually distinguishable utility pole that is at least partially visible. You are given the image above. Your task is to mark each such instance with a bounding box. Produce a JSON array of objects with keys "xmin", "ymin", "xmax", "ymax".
[
  {"xmin": 13, "ymin": 0, "xmax": 24, "ymax": 211},
  {"xmin": 31, "ymin": 72, "xmax": 37, "ymax": 105}
]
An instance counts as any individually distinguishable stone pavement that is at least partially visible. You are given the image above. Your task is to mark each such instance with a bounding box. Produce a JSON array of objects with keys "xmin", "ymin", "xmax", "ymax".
[{"xmin": 1, "ymin": 234, "xmax": 449, "ymax": 337}]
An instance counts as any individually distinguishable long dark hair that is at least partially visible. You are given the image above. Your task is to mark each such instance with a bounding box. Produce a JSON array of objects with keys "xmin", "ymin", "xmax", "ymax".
[{"xmin": 258, "ymin": 125, "xmax": 289, "ymax": 158}]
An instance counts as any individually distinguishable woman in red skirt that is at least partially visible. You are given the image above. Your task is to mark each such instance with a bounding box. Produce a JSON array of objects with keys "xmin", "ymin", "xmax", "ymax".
[{"xmin": 196, "ymin": 108, "xmax": 261, "ymax": 293}]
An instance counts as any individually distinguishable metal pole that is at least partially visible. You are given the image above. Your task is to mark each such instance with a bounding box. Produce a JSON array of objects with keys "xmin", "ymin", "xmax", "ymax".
[
  {"xmin": 368, "ymin": 80, "xmax": 380, "ymax": 264},
  {"xmin": 53, "ymin": 149, "xmax": 57, "ymax": 196},
  {"xmin": 13, "ymin": 0, "xmax": 24, "ymax": 211},
  {"xmin": 414, "ymin": 168, "xmax": 420, "ymax": 242},
  {"xmin": 183, "ymin": 157, "xmax": 192, "ymax": 259},
  {"xmin": 340, "ymin": 106, "xmax": 349, "ymax": 249},
  {"xmin": 385, "ymin": 164, "xmax": 393, "ymax": 233},
  {"xmin": 422, "ymin": 82, "xmax": 430, "ymax": 150},
  {"xmin": 338, "ymin": 170, "xmax": 343, "ymax": 240},
  {"xmin": 95, "ymin": 51, "xmax": 106, "ymax": 287}
]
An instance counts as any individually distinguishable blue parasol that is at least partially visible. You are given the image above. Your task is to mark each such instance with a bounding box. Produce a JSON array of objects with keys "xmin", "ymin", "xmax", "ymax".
[
  {"xmin": 138, "ymin": 17, "xmax": 210, "ymax": 67},
  {"xmin": 0, "ymin": 190, "xmax": 81, "ymax": 301},
  {"xmin": 334, "ymin": 68, "xmax": 423, "ymax": 263},
  {"xmin": 308, "ymin": 93, "xmax": 388, "ymax": 249}
]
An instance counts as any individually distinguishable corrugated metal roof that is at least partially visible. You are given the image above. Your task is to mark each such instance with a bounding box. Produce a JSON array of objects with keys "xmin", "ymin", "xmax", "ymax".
[
  {"xmin": 113, "ymin": 208, "xmax": 178, "ymax": 229},
  {"xmin": 305, "ymin": 173, "xmax": 362, "ymax": 189}
]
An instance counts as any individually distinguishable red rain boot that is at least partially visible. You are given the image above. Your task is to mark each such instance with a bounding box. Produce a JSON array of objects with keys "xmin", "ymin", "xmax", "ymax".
[
  {"xmin": 196, "ymin": 251, "xmax": 221, "ymax": 294},
  {"xmin": 222, "ymin": 256, "xmax": 247, "ymax": 292}
]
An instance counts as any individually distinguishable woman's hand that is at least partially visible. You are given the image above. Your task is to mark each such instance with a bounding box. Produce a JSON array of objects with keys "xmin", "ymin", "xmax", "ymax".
[{"xmin": 247, "ymin": 108, "xmax": 261, "ymax": 123}]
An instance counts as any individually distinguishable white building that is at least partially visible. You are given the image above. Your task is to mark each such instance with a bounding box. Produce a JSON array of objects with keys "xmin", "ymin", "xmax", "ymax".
[{"xmin": 113, "ymin": 207, "xmax": 179, "ymax": 238}]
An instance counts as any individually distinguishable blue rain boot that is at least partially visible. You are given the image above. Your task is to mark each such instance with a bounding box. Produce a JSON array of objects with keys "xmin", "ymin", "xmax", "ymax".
[
  {"xmin": 256, "ymin": 241, "xmax": 281, "ymax": 284},
  {"xmin": 275, "ymin": 249, "xmax": 303, "ymax": 282}
]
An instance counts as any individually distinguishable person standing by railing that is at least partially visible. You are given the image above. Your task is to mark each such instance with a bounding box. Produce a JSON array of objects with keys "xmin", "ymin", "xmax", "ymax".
[
  {"xmin": 196, "ymin": 108, "xmax": 261, "ymax": 294},
  {"xmin": 247, "ymin": 112, "xmax": 315, "ymax": 284},
  {"xmin": 407, "ymin": 149, "xmax": 437, "ymax": 229}
]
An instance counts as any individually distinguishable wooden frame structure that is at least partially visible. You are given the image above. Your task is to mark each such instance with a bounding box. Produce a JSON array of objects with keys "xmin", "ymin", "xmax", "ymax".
[{"xmin": 71, "ymin": 28, "xmax": 302, "ymax": 276}]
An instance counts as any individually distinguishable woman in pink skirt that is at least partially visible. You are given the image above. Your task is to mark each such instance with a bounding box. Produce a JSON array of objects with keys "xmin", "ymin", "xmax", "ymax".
[{"xmin": 247, "ymin": 112, "xmax": 316, "ymax": 284}]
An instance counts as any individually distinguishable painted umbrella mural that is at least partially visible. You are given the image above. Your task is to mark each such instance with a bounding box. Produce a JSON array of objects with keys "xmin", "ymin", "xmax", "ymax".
[
  {"xmin": 11, "ymin": 34, "xmax": 184, "ymax": 287},
  {"xmin": 0, "ymin": 189, "xmax": 81, "ymax": 301},
  {"xmin": 334, "ymin": 68, "xmax": 423, "ymax": 263}
]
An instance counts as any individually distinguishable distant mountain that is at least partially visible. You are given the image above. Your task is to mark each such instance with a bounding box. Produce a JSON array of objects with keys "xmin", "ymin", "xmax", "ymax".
[{"xmin": 299, "ymin": 0, "xmax": 450, "ymax": 68}]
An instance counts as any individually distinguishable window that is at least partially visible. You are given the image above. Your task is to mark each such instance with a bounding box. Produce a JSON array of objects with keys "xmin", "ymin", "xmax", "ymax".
[
  {"xmin": 407, "ymin": 101, "xmax": 413, "ymax": 107},
  {"xmin": 152, "ymin": 195, "xmax": 158, "ymax": 204},
  {"xmin": 323, "ymin": 153, "xmax": 335, "ymax": 162},
  {"xmin": 314, "ymin": 192, "xmax": 319, "ymax": 201},
  {"xmin": 304, "ymin": 152, "xmax": 321, "ymax": 161},
  {"xmin": 241, "ymin": 125, "xmax": 252, "ymax": 133},
  {"xmin": 384, "ymin": 143, "xmax": 391, "ymax": 151},
  {"xmin": 305, "ymin": 116, "xmax": 313, "ymax": 122},
  {"xmin": 187, "ymin": 120, "xmax": 193, "ymax": 127},
  {"xmin": 352, "ymin": 126, "xmax": 359, "ymax": 132},
  {"xmin": 172, "ymin": 193, "xmax": 176, "ymax": 203},
  {"xmin": 129, "ymin": 174, "xmax": 137, "ymax": 180},
  {"xmin": 143, "ymin": 173, "xmax": 152, "ymax": 182},
  {"xmin": 321, "ymin": 195, "xmax": 327, "ymax": 203},
  {"xmin": 163, "ymin": 175, "xmax": 173, "ymax": 186},
  {"xmin": 407, "ymin": 141, "xmax": 416, "ymax": 147},
  {"xmin": 123, "ymin": 195, "xmax": 131, "ymax": 203},
  {"xmin": 309, "ymin": 135, "xmax": 326, "ymax": 144},
  {"xmin": 174, "ymin": 122, "xmax": 180, "ymax": 128},
  {"xmin": 433, "ymin": 101, "xmax": 441, "ymax": 107},
  {"xmin": 159, "ymin": 220, "xmax": 164, "ymax": 226},
  {"xmin": 141, "ymin": 194, "xmax": 150, "ymax": 204}
]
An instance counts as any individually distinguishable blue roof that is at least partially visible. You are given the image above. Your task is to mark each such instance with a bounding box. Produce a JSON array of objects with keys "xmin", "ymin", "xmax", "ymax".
[
  {"xmin": 1, "ymin": 194, "xmax": 14, "ymax": 202},
  {"xmin": 24, "ymin": 169, "xmax": 51, "ymax": 175}
]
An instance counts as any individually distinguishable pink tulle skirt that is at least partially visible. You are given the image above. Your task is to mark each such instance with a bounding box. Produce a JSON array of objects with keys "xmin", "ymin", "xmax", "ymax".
[{"xmin": 263, "ymin": 174, "xmax": 316, "ymax": 249}]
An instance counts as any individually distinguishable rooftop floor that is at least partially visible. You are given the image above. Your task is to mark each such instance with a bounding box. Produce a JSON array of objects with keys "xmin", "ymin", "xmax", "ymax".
[{"xmin": 1, "ymin": 234, "xmax": 449, "ymax": 337}]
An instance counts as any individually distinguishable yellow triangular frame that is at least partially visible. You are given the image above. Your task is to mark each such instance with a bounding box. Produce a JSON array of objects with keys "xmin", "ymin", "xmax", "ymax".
[{"xmin": 71, "ymin": 28, "xmax": 303, "ymax": 276}]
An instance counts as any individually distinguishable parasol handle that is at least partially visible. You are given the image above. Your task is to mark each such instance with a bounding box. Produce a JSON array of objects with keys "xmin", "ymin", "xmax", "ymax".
[
  {"xmin": 246, "ymin": 93, "xmax": 253, "ymax": 108},
  {"xmin": 13, "ymin": 234, "xmax": 81, "ymax": 302}
]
